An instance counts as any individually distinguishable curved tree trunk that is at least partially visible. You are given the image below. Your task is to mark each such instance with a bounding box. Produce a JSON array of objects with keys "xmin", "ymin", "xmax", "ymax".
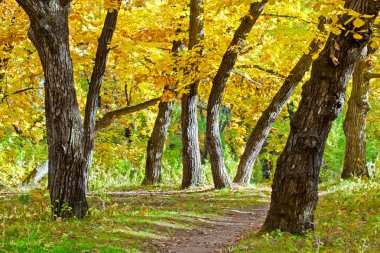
[
  {"xmin": 181, "ymin": 0, "xmax": 204, "ymax": 189},
  {"xmin": 342, "ymin": 49, "xmax": 373, "ymax": 178},
  {"xmin": 261, "ymin": 0, "xmax": 380, "ymax": 233},
  {"xmin": 143, "ymin": 96, "xmax": 174, "ymax": 185},
  {"xmin": 206, "ymin": 0, "xmax": 268, "ymax": 189},
  {"xmin": 234, "ymin": 18, "xmax": 327, "ymax": 184},
  {"xmin": 83, "ymin": 11, "xmax": 119, "ymax": 191},
  {"xmin": 17, "ymin": 0, "xmax": 88, "ymax": 218},
  {"xmin": 143, "ymin": 39, "xmax": 185, "ymax": 185}
]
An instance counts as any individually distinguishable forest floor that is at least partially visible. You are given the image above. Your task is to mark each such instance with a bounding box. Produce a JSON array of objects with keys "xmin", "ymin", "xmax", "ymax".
[{"xmin": 0, "ymin": 178, "xmax": 379, "ymax": 252}]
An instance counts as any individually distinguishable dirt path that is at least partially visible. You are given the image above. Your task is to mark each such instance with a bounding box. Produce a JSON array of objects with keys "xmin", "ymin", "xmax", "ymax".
[{"xmin": 155, "ymin": 206, "xmax": 268, "ymax": 253}]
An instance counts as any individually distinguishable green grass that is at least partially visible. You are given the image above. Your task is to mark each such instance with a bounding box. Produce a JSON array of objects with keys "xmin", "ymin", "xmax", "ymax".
[
  {"xmin": 1, "ymin": 176, "xmax": 379, "ymax": 252},
  {"xmin": 233, "ymin": 176, "xmax": 380, "ymax": 252},
  {"xmin": 0, "ymin": 186, "xmax": 269, "ymax": 252}
]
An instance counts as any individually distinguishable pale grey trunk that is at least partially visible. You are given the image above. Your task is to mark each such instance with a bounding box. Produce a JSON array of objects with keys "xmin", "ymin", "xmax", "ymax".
[{"xmin": 181, "ymin": 0, "xmax": 204, "ymax": 189}]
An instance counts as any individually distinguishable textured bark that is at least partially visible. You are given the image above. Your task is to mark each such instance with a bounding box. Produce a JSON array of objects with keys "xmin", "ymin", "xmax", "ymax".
[
  {"xmin": 16, "ymin": 0, "xmax": 88, "ymax": 218},
  {"xmin": 142, "ymin": 96, "xmax": 174, "ymax": 185},
  {"xmin": 342, "ymin": 48, "xmax": 373, "ymax": 178},
  {"xmin": 83, "ymin": 10, "xmax": 119, "ymax": 190},
  {"xmin": 143, "ymin": 39, "xmax": 185, "ymax": 185},
  {"xmin": 261, "ymin": 0, "xmax": 380, "ymax": 233},
  {"xmin": 181, "ymin": 0, "xmax": 204, "ymax": 189},
  {"xmin": 206, "ymin": 0, "xmax": 268, "ymax": 189},
  {"xmin": 234, "ymin": 18, "xmax": 327, "ymax": 184}
]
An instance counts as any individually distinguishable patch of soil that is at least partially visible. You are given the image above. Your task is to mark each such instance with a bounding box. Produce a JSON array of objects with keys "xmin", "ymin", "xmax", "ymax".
[{"xmin": 155, "ymin": 205, "xmax": 268, "ymax": 253}]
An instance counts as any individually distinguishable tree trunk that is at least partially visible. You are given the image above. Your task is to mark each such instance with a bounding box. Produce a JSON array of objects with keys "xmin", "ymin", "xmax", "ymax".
[
  {"xmin": 83, "ymin": 11, "xmax": 119, "ymax": 191},
  {"xmin": 342, "ymin": 48, "xmax": 373, "ymax": 178},
  {"xmin": 261, "ymin": 0, "xmax": 380, "ymax": 233},
  {"xmin": 143, "ymin": 39, "xmax": 185, "ymax": 185},
  {"xmin": 23, "ymin": 161, "xmax": 49, "ymax": 187},
  {"xmin": 206, "ymin": 0, "xmax": 268, "ymax": 189},
  {"xmin": 142, "ymin": 97, "xmax": 174, "ymax": 185},
  {"xmin": 181, "ymin": 0, "xmax": 204, "ymax": 189},
  {"xmin": 234, "ymin": 18, "xmax": 327, "ymax": 184},
  {"xmin": 17, "ymin": 0, "xmax": 88, "ymax": 218},
  {"xmin": 182, "ymin": 83, "xmax": 204, "ymax": 188}
]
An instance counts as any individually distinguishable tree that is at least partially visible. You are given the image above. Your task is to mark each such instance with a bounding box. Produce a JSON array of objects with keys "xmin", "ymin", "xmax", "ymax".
[
  {"xmin": 342, "ymin": 46, "xmax": 378, "ymax": 178},
  {"xmin": 181, "ymin": 0, "xmax": 204, "ymax": 189},
  {"xmin": 234, "ymin": 17, "xmax": 327, "ymax": 184},
  {"xmin": 83, "ymin": 9, "xmax": 120, "ymax": 190},
  {"xmin": 261, "ymin": 0, "xmax": 380, "ymax": 233},
  {"xmin": 143, "ymin": 38, "xmax": 185, "ymax": 185},
  {"xmin": 206, "ymin": 0, "xmax": 268, "ymax": 189},
  {"xmin": 15, "ymin": 0, "xmax": 124, "ymax": 218}
]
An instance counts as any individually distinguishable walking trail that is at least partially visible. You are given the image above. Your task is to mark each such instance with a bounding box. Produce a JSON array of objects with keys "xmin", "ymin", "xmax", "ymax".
[{"xmin": 155, "ymin": 205, "xmax": 269, "ymax": 253}]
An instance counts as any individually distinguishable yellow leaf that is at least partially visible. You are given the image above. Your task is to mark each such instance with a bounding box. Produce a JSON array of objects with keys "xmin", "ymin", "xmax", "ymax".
[
  {"xmin": 353, "ymin": 18, "xmax": 365, "ymax": 28},
  {"xmin": 161, "ymin": 90, "xmax": 176, "ymax": 102},
  {"xmin": 353, "ymin": 33, "xmax": 363, "ymax": 40}
]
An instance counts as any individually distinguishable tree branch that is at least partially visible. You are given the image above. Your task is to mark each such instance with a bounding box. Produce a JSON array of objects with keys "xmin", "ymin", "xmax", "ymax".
[
  {"xmin": 251, "ymin": 64, "xmax": 287, "ymax": 78},
  {"xmin": 368, "ymin": 73, "xmax": 380, "ymax": 79},
  {"xmin": 231, "ymin": 69, "xmax": 263, "ymax": 85},
  {"xmin": 95, "ymin": 98, "xmax": 161, "ymax": 131},
  {"xmin": 261, "ymin": 13, "xmax": 317, "ymax": 24},
  {"xmin": 15, "ymin": 0, "xmax": 46, "ymax": 18},
  {"xmin": 1, "ymin": 87, "xmax": 42, "ymax": 103}
]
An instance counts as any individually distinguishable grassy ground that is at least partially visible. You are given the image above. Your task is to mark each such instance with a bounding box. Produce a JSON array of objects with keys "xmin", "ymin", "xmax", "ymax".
[
  {"xmin": 0, "ymin": 177, "xmax": 379, "ymax": 252},
  {"xmin": 0, "ymin": 185, "xmax": 269, "ymax": 252},
  {"xmin": 234, "ymin": 177, "xmax": 380, "ymax": 253}
]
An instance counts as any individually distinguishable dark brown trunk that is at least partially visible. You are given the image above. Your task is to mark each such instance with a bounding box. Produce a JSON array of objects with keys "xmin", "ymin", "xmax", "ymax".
[
  {"xmin": 83, "ymin": 11, "xmax": 119, "ymax": 191},
  {"xmin": 261, "ymin": 0, "xmax": 380, "ymax": 233},
  {"xmin": 206, "ymin": 0, "xmax": 268, "ymax": 189},
  {"xmin": 181, "ymin": 0, "xmax": 204, "ymax": 189},
  {"xmin": 143, "ymin": 39, "xmax": 185, "ymax": 185},
  {"xmin": 17, "ymin": 0, "xmax": 88, "ymax": 218},
  {"xmin": 234, "ymin": 18, "xmax": 327, "ymax": 184},
  {"xmin": 342, "ymin": 48, "xmax": 373, "ymax": 178}
]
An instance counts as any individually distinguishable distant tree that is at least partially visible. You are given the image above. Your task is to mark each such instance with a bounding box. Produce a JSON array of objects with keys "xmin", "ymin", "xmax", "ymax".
[
  {"xmin": 181, "ymin": 0, "xmax": 205, "ymax": 189},
  {"xmin": 261, "ymin": 0, "xmax": 380, "ymax": 233},
  {"xmin": 206, "ymin": 0, "xmax": 268, "ymax": 189},
  {"xmin": 143, "ymin": 38, "xmax": 185, "ymax": 185},
  {"xmin": 342, "ymin": 47, "xmax": 378, "ymax": 178}
]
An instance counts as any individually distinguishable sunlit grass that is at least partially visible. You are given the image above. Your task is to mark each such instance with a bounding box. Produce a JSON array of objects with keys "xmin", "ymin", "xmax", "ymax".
[
  {"xmin": 0, "ymin": 185, "xmax": 268, "ymax": 252},
  {"xmin": 233, "ymin": 176, "xmax": 380, "ymax": 252}
]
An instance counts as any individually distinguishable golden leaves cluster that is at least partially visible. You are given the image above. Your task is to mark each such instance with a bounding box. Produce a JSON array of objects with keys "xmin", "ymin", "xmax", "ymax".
[{"xmin": 104, "ymin": 0, "xmax": 122, "ymax": 12}]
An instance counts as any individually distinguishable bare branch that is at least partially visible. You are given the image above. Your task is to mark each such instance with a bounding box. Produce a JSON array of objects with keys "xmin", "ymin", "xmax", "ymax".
[
  {"xmin": 262, "ymin": 13, "xmax": 317, "ymax": 24},
  {"xmin": 231, "ymin": 69, "xmax": 263, "ymax": 85},
  {"xmin": 95, "ymin": 98, "xmax": 161, "ymax": 131},
  {"xmin": 238, "ymin": 64, "xmax": 286, "ymax": 78},
  {"xmin": 368, "ymin": 72, "xmax": 380, "ymax": 79},
  {"xmin": 1, "ymin": 87, "xmax": 42, "ymax": 103}
]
